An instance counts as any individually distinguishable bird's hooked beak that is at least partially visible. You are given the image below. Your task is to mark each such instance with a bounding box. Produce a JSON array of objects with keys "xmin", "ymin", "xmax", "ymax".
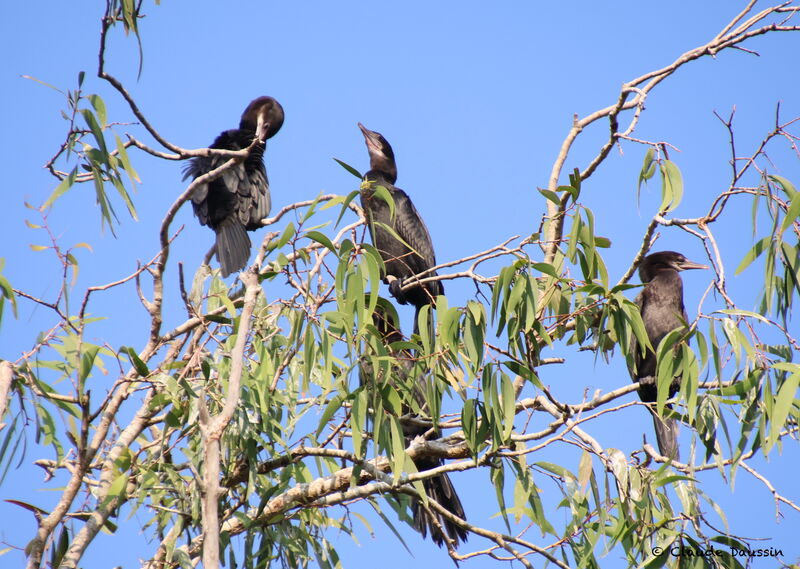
[
  {"xmin": 255, "ymin": 111, "xmax": 271, "ymax": 144},
  {"xmin": 358, "ymin": 122, "xmax": 382, "ymax": 155},
  {"xmin": 674, "ymin": 258, "xmax": 709, "ymax": 272}
]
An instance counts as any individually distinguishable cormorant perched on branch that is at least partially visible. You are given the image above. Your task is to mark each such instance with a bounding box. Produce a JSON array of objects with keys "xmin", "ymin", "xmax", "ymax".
[
  {"xmin": 184, "ymin": 96, "xmax": 284, "ymax": 277},
  {"xmin": 361, "ymin": 301, "xmax": 468, "ymax": 548},
  {"xmin": 629, "ymin": 251, "xmax": 708, "ymax": 460},
  {"xmin": 358, "ymin": 123, "xmax": 443, "ymax": 332}
]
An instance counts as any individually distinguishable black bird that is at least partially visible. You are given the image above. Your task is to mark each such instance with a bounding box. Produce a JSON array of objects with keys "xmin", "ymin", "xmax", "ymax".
[
  {"xmin": 184, "ymin": 96, "xmax": 284, "ymax": 277},
  {"xmin": 629, "ymin": 251, "xmax": 708, "ymax": 460},
  {"xmin": 361, "ymin": 301, "xmax": 468, "ymax": 548},
  {"xmin": 358, "ymin": 123, "xmax": 443, "ymax": 333}
]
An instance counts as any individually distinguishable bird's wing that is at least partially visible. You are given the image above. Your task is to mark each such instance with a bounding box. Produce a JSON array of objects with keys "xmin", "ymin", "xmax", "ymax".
[
  {"xmin": 182, "ymin": 130, "xmax": 270, "ymax": 229},
  {"xmin": 236, "ymin": 159, "xmax": 270, "ymax": 229},
  {"xmin": 630, "ymin": 288, "xmax": 651, "ymax": 378},
  {"xmin": 392, "ymin": 189, "xmax": 438, "ymax": 277},
  {"xmin": 207, "ymin": 131, "xmax": 270, "ymax": 229},
  {"xmin": 631, "ymin": 280, "xmax": 688, "ymax": 380},
  {"xmin": 182, "ymin": 157, "xmax": 213, "ymax": 224}
]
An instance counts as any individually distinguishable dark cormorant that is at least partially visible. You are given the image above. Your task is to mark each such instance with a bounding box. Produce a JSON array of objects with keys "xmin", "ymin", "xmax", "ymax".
[
  {"xmin": 361, "ymin": 301, "xmax": 468, "ymax": 547},
  {"xmin": 183, "ymin": 96, "xmax": 284, "ymax": 277},
  {"xmin": 358, "ymin": 123, "xmax": 443, "ymax": 332},
  {"xmin": 629, "ymin": 251, "xmax": 708, "ymax": 460}
]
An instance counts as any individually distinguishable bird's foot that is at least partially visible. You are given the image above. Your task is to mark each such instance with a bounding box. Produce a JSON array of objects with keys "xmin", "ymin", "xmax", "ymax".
[{"xmin": 386, "ymin": 276, "xmax": 408, "ymax": 305}]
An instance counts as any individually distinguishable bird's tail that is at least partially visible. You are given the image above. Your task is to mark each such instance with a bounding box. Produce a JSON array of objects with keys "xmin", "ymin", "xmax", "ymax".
[
  {"xmin": 411, "ymin": 464, "xmax": 468, "ymax": 548},
  {"xmin": 650, "ymin": 410, "xmax": 680, "ymax": 461},
  {"xmin": 215, "ymin": 219, "xmax": 251, "ymax": 278}
]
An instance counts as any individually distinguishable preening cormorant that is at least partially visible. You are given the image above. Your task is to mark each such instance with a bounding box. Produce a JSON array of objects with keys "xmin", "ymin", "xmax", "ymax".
[
  {"xmin": 358, "ymin": 123, "xmax": 443, "ymax": 332},
  {"xmin": 629, "ymin": 251, "xmax": 708, "ymax": 460},
  {"xmin": 183, "ymin": 96, "xmax": 284, "ymax": 277},
  {"xmin": 361, "ymin": 301, "xmax": 468, "ymax": 548}
]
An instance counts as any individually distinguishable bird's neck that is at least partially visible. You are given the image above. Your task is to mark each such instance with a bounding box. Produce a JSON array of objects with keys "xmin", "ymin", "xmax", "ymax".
[
  {"xmin": 364, "ymin": 168, "xmax": 397, "ymax": 186},
  {"xmin": 649, "ymin": 270, "xmax": 684, "ymax": 303}
]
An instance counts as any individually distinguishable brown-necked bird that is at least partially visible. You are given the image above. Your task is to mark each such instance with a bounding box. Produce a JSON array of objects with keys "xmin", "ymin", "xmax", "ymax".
[
  {"xmin": 360, "ymin": 301, "xmax": 468, "ymax": 548},
  {"xmin": 629, "ymin": 251, "xmax": 708, "ymax": 460},
  {"xmin": 184, "ymin": 96, "xmax": 284, "ymax": 277},
  {"xmin": 357, "ymin": 123, "xmax": 443, "ymax": 333}
]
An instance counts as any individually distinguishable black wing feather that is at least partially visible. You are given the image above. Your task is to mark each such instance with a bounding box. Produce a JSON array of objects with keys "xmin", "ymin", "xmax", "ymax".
[
  {"xmin": 361, "ymin": 183, "xmax": 443, "ymax": 307},
  {"xmin": 183, "ymin": 129, "xmax": 271, "ymax": 277}
]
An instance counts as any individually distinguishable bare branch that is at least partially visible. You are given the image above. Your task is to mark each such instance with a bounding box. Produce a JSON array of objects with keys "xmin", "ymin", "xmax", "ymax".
[{"xmin": 198, "ymin": 271, "xmax": 261, "ymax": 569}]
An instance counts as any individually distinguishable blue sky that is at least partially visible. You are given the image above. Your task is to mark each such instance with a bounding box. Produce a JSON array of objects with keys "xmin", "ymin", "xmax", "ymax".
[{"xmin": 2, "ymin": 1, "xmax": 799, "ymax": 567}]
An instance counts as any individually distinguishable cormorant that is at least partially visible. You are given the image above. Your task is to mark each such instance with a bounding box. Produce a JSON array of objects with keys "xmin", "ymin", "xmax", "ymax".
[
  {"xmin": 183, "ymin": 96, "xmax": 284, "ymax": 277},
  {"xmin": 358, "ymin": 123, "xmax": 443, "ymax": 332},
  {"xmin": 361, "ymin": 301, "xmax": 468, "ymax": 548},
  {"xmin": 628, "ymin": 251, "xmax": 708, "ymax": 460}
]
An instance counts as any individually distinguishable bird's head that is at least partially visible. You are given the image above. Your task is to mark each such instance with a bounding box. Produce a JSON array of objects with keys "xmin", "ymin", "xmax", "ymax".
[
  {"xmin": 358, "ymin": 122, "xmax": 397, "ymax": 183},
  {"xmin": 639, "ymin": 251, "xmax": 709, "ymax": 282},
  {"xmin": 240, "ymin": 96, "xmax": 285, "ymax": 141}
]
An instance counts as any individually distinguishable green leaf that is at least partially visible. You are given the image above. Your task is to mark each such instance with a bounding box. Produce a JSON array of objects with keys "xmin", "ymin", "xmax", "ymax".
[
  {"xmin": 91, "ymin": 163, "xmax": 119, "ymax": 234},
  {"xmin": 114, "ymin": 134, "xmax": 140, "ymax": 184},
  {"xmin": 44, "ymin": 168, "xmax": 78, "ymax": 210},
  {"xmin": 735, "ymin": 236, "xmax": 770, "ymax": 275},
  {"xmin": 531, "ymin": 262, "xmax": 559, "ymax": 278},
  {"xmin": 780, "ymin": 192, "xmax": 800, "ymax": 234},
  {"xmin": 534, "ymin": 462, "xmax": 575, "ymax": 480},
  {"xmin": 275, "ymin": 222, "xmax": 296, "ymax": 249},
  {"xmin": 491, "ymin": 464, "xmax": 511, "ymax": 531},
  {"xmin": 104, "ymin": 472, "xmax": 128, "ymax": 502},
  {"xmin": 351, "ymin": 389, "xmax": 366, "ymax": 456},
  {"xmin": 659, "ymin": 160, "xmax": 683, "ymax": 213},
  {"xmin": 316, "ymin": 393, "xmax": 345, "ymax": 437},
  {"xmin": 5, "ymin": 499, "xmax": 48, "ymax": 516},
  {"xmin": 122, "ymin": 346, "xmax": 149, "ymax": 377},
  {"xmin": 637, "ymin": 147, "xmax": 656, "ymax": 207},
  {"xmin": 538, "ymin": 188, "xmax": 561, "ymax": 205},
  {"xmin": 79, "ymin": 345, "xmax": 101, "ymax": 384},
  {"xmin": 81, "ymin": 108, "xmax": 108, "ymax": 155},
  {"xmin": 109, "ymin": 171, "xmax": 138, "ymax": 220},
  {"xmin": 593, "ymin": 235, "xmax": 612, "ymax": 248},
  {"xmin": 566, "ymin": 213, "xmax": 582, "ymax": 262},
  {"xmin": 333, "ymin": 158, "xmax": 363, "ymax": 179},
  {"xmin": 713, "ymin": 308, "xmax": 770, "ymax": 325},
  {"xmin": 766, "ymin": 370, "xmax": 800, "ymax": 453},
  {"xmin": 577, "ymin": 451, "xmax": 592, "ymax": 492},
  {"xmin": 0, "ymin": 261, "xmax": 16, "ymax": 323},
  {"xmin": 21, "ymin": 74, "xmax": 65, "ymax": 94},
  {"xmin": 370, "ymin": 184, "xmax": 396, "ymax": 222},
  {"xmin": 298, "ymin": 194, "xmax": 325, "ymax": 224},
  {"xmin": 769, "ymin": 174, "xmax": 798, "ymax": 198},
  {"xmin": 88, "ymin": 94, "xmax": 107, "ymax": 127},
  {"xmin": 334, "ymin": 190, "xmax": 360, "ymax": 229},
  {"xmin": 461, "ymin": 399, "xmax": 478, "ymax": 456},
  {"xmin": 463, "ymin": 303, "xmax": 485, "ymax": 370},
  {"xmin": 638, "ymin": 148, "xmax": 656, "ymax": 188},
  {"xmin": 305, "ymin": 230, "xmax": 336, "ymax": 254},
  {"xmin": 502, "ymin": 360, "xmax": 542, "ymax": 389},
  {"xmin": 72, "ymin": 242, "xmax": 93, "ymax": 252},
  {"xmin": 389, "ymin": 417, "xmax": 405, "ymax": 483},
  {"xmin": 568, "ymin": 167, "xmax": 582, "ymax": 198},
  {"xmin": 500, "ymin": 373, "xmax": 515, "ymax": 441}
]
